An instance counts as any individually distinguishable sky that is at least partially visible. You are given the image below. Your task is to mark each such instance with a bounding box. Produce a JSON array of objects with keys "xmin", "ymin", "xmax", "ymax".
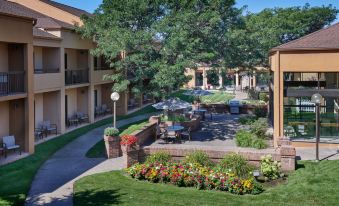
[{"xmin": 55, "ymin": 0, "xmax": 339, "ymax": 19}]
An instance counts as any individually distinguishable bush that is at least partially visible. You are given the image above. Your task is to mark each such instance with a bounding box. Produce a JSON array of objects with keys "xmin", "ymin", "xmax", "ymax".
[
  {"xmin": 219, "ymin": 153, "xmax": 254, "ymax": 178},
  {"xmin": 145, "ymin": 151, "xmax": 172, "ymax": 164},
  {"xmin": 239, "ymin": 116, "xmax": 257, "ymax": 125},
  {"xmin": 183, "ymin": 151, "xmax": 213, "ymax": 167},
  {"xmin": 235, "ymin": 130, "xmax": 268, "ymax": 149},
  {"xmin": 259, "ymin": 92, "xmax": 269, "ymax": 102},
  {"xmin": 254, "ymin": 106, "xmax": 268, "ymax": 118},
  {"xmin": 250, "ymin": 118, "xmax": 269, "ymax": 139},
  {"xmin": 260, "ymin": 155, "xmax": 282, "ymax": 181},
  {"xmin": 235, "ymin": 130, "xmax": 253, "ymax": 147},
  {"xmin": 252, "ymin": 138, "xmax": 268, "ymax": 149},
  {"xmin": 104, "ymin": 127, "xmax": 119, "ymax": 136}
]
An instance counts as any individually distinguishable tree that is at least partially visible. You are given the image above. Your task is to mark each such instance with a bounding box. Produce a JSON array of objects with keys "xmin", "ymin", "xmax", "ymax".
[
  {"xmin": 231, "ymin": 4, "xmax": 338, "ymax": 68},
  {"xmin": 78, "ymin": 0, "xmax": 243, "ymax": 98}
]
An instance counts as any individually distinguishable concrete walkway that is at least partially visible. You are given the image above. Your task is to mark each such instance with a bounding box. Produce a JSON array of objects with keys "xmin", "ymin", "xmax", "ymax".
[{"xmin": 25, "ymin": 113, "xmax": 155, "ymax": 206}]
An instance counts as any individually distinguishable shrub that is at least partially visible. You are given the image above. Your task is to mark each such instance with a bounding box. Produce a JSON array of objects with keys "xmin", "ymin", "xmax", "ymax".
[
  {"xmin": 260, "ymin": 155, "xmax": 281, "ymax": 181},
  {"xmin": 235, "ymin": 130, "xmax": 268, "ymax": 149},
  {"xmin": 183, "ymin": 151, "xmax": 213, "ymax": 167},
  {"xmin": 239, "ymin": 116, "xmax": 257, "ymax": 125},
  {"xmin": 252, "ymin": 138, "xmax": 268, "ymax": 149},
  {"xmin": 250, "ymin": 118, "xmax": 269, "ymax": 139},
  {"xmin": 259, "ymin": 92, "xmax": 269, "ymax": 102},
  {"xmin": 104, "ymin": 127, "xmax": 119, "ymax": 136},
  {"xmin": 145, "ymin": 151, "xmax": 172, "ymax": 164},
  {"xmin": 219, "ymin": 153, "xmax": 254, "ymax": 178},
  {"xmin": 235, "ymin": 130, "xmax": 253, "ymax": 147},
  {"xmin": 254, "ymin": 106, "xmax": 268, "ymax": 118}
]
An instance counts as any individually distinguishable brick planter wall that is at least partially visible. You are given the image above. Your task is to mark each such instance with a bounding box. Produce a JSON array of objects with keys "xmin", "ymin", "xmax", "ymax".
[
  {"xmin": 104, "ymin": 135, "xmax": 121, "ymax": 158},
  {"xmin": 130, "ymin": 122, "xmax": 157, "ymax": 146},
  {"xmin": 123, "ymin": 145, "xmax": 296, "ymax": 171}
]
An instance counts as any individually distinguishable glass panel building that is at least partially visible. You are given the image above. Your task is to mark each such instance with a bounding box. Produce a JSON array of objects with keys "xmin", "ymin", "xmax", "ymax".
[{"xmin": 283, "ymin": 72, "xmax": 339, "ymax": 139}]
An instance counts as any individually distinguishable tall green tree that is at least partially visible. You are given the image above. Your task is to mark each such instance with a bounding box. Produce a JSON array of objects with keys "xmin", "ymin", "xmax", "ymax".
[
  {"xmin": 231, "ymin": 4, "xmax": 338, "ymax": 68},
  {"xmin": 78, "ymin": 0, "xmax": 243, "ymax": 97}
]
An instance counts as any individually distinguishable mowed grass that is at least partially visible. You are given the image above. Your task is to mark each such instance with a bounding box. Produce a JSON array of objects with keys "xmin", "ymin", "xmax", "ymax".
[
  {"xmin": 0, "ymin": 106, "xmax": 156, "ymax": 206},
  {"xmin": 74, "ymin": 160, "xmax": 339, "ymax": 206},
  {"xmin": 171, "ymin": 90, "xmax": 234, "ymax": 104},
  {"xmin": 86, "ymin": 120, "xmax": 149, "ymax": 158}
]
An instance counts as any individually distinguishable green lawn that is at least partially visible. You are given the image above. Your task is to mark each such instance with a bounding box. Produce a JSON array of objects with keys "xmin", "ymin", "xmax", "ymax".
[
  {"xmin": 86, "ymin": 120, "xmax": 149, "ymax": 158},
  {"xmin": 171, "ymin": 90, "xmax": 234, "ymax": 104},
  {"xmin": 0, "ymin": 106, "xmax": 156, "ymax": 206},
  {"xmin": 74, "ymin": 161, "xmax": 339, "ymax": 206}
]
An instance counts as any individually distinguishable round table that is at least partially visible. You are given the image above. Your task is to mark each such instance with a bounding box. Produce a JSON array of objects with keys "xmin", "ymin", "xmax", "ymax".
[
  {"xmin": 193, "ymin": 109, "xmax": 207, "ymax": 120},
  {"xmin": 167, "ymin": 125, "xmax": 185, "ymax": 132}
]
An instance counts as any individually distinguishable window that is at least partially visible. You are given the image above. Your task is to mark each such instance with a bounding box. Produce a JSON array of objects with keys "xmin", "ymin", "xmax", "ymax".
[{"xmin": 64, "ymin": 53, "xmax": 68, "ymax": 69}]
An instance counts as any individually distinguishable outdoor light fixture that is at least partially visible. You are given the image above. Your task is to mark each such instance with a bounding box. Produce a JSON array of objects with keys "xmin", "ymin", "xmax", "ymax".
[
  {"xmin": 311, "ymin": 93, "xmax": 322, "ymax": 162},
  {"xmin": 253, "ymin": 170, "xmax": 260, "ymax": 179},
  {"xmin": 111, "ymin": 92, "xmax": 120, "ymax": 128}
]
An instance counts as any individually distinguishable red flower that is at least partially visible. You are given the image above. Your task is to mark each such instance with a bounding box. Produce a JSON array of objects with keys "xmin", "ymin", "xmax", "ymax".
[{"xmin": 120, "ymin": 134, "xmax": 137, "ymax": 146}]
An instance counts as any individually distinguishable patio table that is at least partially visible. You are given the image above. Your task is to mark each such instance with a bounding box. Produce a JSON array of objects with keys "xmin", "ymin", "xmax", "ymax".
[
  {"xmin": 167, "ymin": 125, "xmax": 185, "ymax": 132},
  {"xmin": 193, "ymin": 109, "xmax": 207, "ymax": 120}
]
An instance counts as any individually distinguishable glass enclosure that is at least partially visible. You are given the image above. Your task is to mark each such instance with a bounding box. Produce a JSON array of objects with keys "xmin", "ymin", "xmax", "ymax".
[{"xmin": 283, "ymin": 72, "xmax": 339, "ymax": 140}]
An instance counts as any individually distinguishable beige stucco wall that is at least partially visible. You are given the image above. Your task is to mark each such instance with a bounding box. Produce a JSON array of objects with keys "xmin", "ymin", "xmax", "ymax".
[
  {"xmin": 0, "ymin": 15, "xmax": 33, "ymax": 44},
  {"xmin": 34, "ymin": 93, "xmax": 44, "ymax": 127},
  {"xmin": 43, "ymin": 91, "xmax": 60, "ymax": 129},
  {"xmin": 61, "ymin": 30, "xmax": 94, "ymax": 49},
  {"xmin": 34, "ymin": 73, "xmax": 62, "ymax": 92},
  {"xmin": 0, "ymin": 101, "xmax": 10, "ymax": 137},
  {"xmin": 34, "ymin": 46, "xmax": 43, "ymax": 70},
  {"xmin": 76, "ymin": 87, "xmax": 89, "ymax": 114},
  {"xmin": 65, "ymin": 88, "xmax": 77, "ymax": 118},
  {"xmin": 280, "ymin": 51, "xmax": 339, "ymax": 72},
  {"xmin": 92, "ymin": 70, "xmax": 115, "ymax": 84}
]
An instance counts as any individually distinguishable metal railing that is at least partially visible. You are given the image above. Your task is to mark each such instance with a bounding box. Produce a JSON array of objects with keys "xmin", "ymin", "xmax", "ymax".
[
  {"xmin": 65, "ymin": 69, "xmax": 89, "ymax": 85},
  {"xmin": 0, "ymin": 71, "xmax": 25, "ymax": 96},
  {"xmin": 94, "ymin": 67, "xmax": 113, "ymax": 71},
  {"xmin": 34, "ymin": 68, "xmax": 60, "ymax": 74}
]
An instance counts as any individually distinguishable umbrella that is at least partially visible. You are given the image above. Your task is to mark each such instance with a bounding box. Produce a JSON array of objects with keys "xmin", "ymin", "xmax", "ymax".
[{"xmin": 152, "ymin": 98, "xmax": 191, "ymax": 111}]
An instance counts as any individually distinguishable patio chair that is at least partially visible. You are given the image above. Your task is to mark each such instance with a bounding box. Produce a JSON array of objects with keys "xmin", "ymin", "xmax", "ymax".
[
  {"xmin": 102, "ymin": 104, "xmax": 111, "ymax": 115},
  {"xmin": 297, "ymin": 125, "xmax": 308, "ymax": 136},
  {"xmin": 43, "ymin": 121, "xmax": 57, "ymax": 135},
  {"xmin": 181, "ymin": 127, "xmax": 192, "ymax": 141},
  {"xmin": 68, "ymin": 114, "xmax": 79, "ymax": 127},
  {"xmin": 2, "ymin": 136, "xmax": 21, "ymax": 157},
  {"xmin": 35, "ymin": 128, "xmax": 44, "ymax": 141},
  {"xmin": 77, "ymin": 112, "xmax": 89, "ymax": 123},
  {"xmin": 95, "ymin": 106, "xmax": 103, "ymax": 117}
]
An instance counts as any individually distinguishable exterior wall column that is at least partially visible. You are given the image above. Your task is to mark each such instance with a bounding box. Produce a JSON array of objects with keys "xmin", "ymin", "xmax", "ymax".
[
  {"xmin": 59, "ymin": 47, "xmax": 66, "ymax": 133},
  {"xmin": 235, "ymin": 72, "xmax": 239, "ymax": 89},
  {"xmin": 25, "ymin": 43, "xmax": 34, "ymax": 153},
  {"xmin": 202, "ymin": 68, "xmax": 208, "ymax": 89},
  {"xmin": 88, "ymin": 53, "xmax": 95, "ymax": 123},
  {"xmin": 273, "ymin": 51, "xmax": 282, "ymax": 147}
]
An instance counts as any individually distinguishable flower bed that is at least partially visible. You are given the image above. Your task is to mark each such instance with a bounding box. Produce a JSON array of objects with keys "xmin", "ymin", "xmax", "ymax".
[{"xmin": 126, "ymin": 162, "xmax": 261, "ymax": 195}]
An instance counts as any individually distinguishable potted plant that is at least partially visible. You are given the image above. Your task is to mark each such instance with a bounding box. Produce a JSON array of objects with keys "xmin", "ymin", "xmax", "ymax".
[
  {"xmin": 103, "ymin": 127, "xmax": 120, "ymax": 158},
  {"xmin": 120, "ymin": 134, "xmax": 138, "ymax": 154}
]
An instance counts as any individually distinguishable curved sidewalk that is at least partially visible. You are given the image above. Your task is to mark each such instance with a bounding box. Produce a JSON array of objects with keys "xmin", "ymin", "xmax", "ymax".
[{"xmin": 25, "ymin": 114, "xmax": 154, "ymax": 206}]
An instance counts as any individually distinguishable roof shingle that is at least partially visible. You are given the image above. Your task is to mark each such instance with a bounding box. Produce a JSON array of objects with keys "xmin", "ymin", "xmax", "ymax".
[
  {"xmin": 33, "ymin": 27, "xmax": 61, "ymax": 39},
  {"xmin": 273, "ymin": 23, "xmax": 339, "ymax": 51},
  {"xmin": 40, "ymin": 0, "xmax": 92, "ymax": 17}
]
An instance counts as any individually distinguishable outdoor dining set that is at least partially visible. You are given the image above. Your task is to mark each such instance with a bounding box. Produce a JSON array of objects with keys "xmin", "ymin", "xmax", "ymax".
[{"xmin": 156, "ymin": 124, "xmax": 192, "ymax": 143}]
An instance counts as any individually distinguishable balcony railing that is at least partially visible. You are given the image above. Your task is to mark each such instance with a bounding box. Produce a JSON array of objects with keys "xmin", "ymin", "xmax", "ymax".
[
  {"xmin": 34, "ymin": 68, "xmax": 60, "ymax": 74},
  {"xmin": 65, "ymin": 69, "xmax": 89, "ymax": 85},
  {"xmin": 0, "ymin": 71, "xmax": 25, "ymax": 96}
]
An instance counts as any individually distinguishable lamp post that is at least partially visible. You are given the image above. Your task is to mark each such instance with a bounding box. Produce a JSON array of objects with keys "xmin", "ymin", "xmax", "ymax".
[
  {"xmin": 111, "ymin": 92, "xmax": 120, "ymax": 128},
  {"xmin": 311, "ymin": 93, "xmax": 322, "ymax": 162}
]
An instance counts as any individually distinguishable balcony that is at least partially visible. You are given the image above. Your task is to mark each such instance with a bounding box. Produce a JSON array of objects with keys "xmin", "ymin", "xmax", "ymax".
[
  {"xmin": 0, "ymin": 71, "xmax": 25, "ymax": 96},
  {"xmin": 65, "ymin": 69, "xmax": 89, "ymax": 85},
  {"xmin": 34, "ymin": 68, "xmax": 60, "ymax": 74}
]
